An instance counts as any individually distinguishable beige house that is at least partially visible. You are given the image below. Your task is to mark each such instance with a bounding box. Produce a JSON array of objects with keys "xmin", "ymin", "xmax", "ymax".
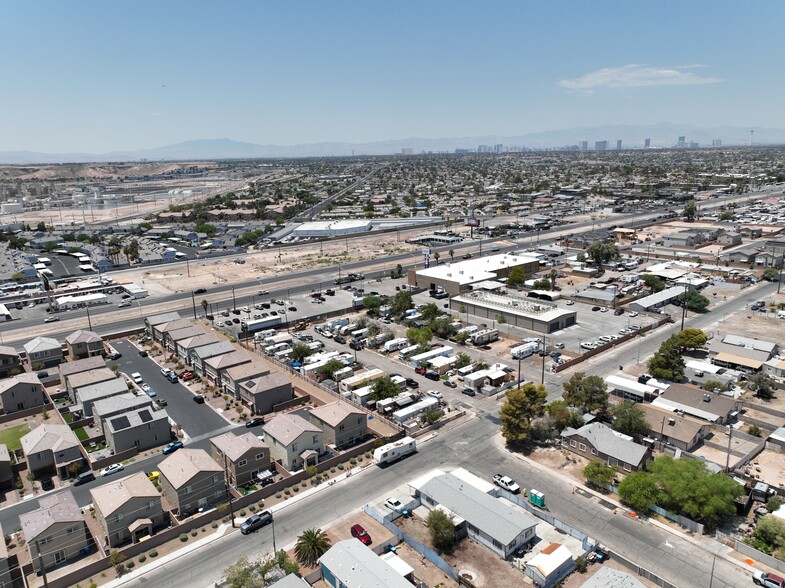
[
  {"xmin": 210, "ymin": 432, "xmax": 271, "ymax": 487},
  {"xmin": 21, "ymin": 424, "xmax": 84, "ymax": 479},
  {"xmin": 158, "ymin": 448, "xmax": 226, "ymax": 517},
  {"xmin": 144, "ymin": 311, "xmax": 181, "ymax": 338},
  {"xmin": 105, "ymin": 406, "xmax": 171, "ymax": 454},
  {"xmin": 163, "ymin": 325, "xmax": 204, "ymax": 352},
  {"xmin": 151, "ymin": 318, "xmax": 192, "ymax": 344},
  {"xmin": 24, "ymin": 336, "xmax": 63, "ymax": 369},
  {"xmin": 309, "ymin": 402, "xmax": 367, "ymax": 449},
  {"xmin": 0, "ymin": 443, "xmax": 12, "ymax": 489},
  {"xmin": 0, "ymin": 372, "xmax": 47, "ymax": 414},
  {"xmin": 58, "ymin": 355, "xmax": 106, "ymax": 388},
  {"xmin": 203, "ymin": 350, "xmax": 251, "ymax": 385},
  {"xmin": 176, "ymin": 332, "xmax": 219, "ymax": 364},
  {"xmin": 64, "ymin": 367, "xmax": 117, "ymax": 402},
  {"xmin": 222, "ymin": 361, "xmax": 270, "ymax": 398},
  {"xmin": 20, "ymin": 492, "xmax": 90, "ymax": 571},
  {"xmin": 263, "ymin": 413, "xmax": 323, "ymax": 472},
  {"xmin": 238, "ymin": 372, "xmax": 293, "ymax": 415},
  {"xmin": 64, "ymin": 329, "xmax": 104, "ymax": 359},
  {"xmin": 75, "ymin": 378, "xmax": 129, "ymax": 416},
  {"xmin": 190, "ymin": 341, "xmax": 235, "ymax": 375},
  {"xmin": 91, "ymin": 471, "xmax": 165, "ymax": 547},
  {"xmin": 0, "ymin": 345, "xmax": 22, "ymax": 378}
]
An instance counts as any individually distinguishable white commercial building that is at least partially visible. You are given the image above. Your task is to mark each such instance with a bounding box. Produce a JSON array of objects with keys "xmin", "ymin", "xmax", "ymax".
[{"xmin": 292, "ymin": 220, "xmax": 372, "ymax": 237}]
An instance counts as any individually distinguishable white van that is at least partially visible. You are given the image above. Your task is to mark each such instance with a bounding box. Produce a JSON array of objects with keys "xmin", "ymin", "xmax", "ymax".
[
  {"xmin": 778, "ymin": 310, "xmax": 785, "ymax": 320},
  {"xmin": 131, "ymin": 372, "xmax": 143, "ymax": 384}
]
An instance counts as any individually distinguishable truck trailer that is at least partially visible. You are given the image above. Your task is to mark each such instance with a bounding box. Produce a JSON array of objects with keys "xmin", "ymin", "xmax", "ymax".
[{"xmin": 373, "ymin": 436, "xmax": 417, "ymax": 465}]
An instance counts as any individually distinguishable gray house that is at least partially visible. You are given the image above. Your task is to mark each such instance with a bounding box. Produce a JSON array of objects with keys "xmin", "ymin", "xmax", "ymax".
[
  {"xmin": 238, "ymin": 372, "xmax": 294, "ymax": 415},
  {"xmin": 24, "ymin": 336, "xmax": 63, "ymax": 368},
  {"xmin": 210, "ymin": 432, "xmax": 271, "ymax": 487},
  {"xmin": 190, "ymin": 341, "xmax": 235, "ymax": 375},
  {"xmin": 64, "ymin": 366, "xmax": 117, "ymax": 401},
  {"xmin": 308, "ymin": 402, "xmax": 367, "ymax": 449},
  {"xmin": 263, "ymin": 413, "xmax": 323, "ymax": 472},
  {"xmin": 0, "ymin": 522, "xmax": 12, "ymax": 588},
  {"xmin": 92, "ymin": 393, "xmax": 156, "ymax": 434},
  {"xmin": 222, "ymin": 361, "xmax": 270, "ymax": 398},
  {"xmin": 203, "ymin": 350, "xmax": 251, "ymax": 384},
  {"xmin": 75, "ymin": 377, "xmax": 129, "ymax": 416},
  {"xmin": 91, "ymin": 471, "xmax": 165, "ymax": 548},
  {"xmin": 158, "ymin": 448, "xmax": 226, "ymax": 517},
  {"xmin": 0, "ymin": 372, "xmax": 47, "ymax": 414},
  {"xmin": 64, "ymin": 329, "xmax": 104, "ymax": 359},
  {"xmin": 21, "ymin": 424, "xmax": 84, "ymax": 479},
  {"xmin": 561, "ymin": 422, "xmax": 652, "ymax": 472},
  {"xmin": 58, "ymin": 355, "xmax": 106, "ymax": 388},
  {"xmin": 0, "ymin": 345, "xmax": 22, "ymax": 378},
  {"xmin": 144, "ymin": 311, "xmax": 182, "ymax": 338},
  {"xmin": 176, "ymin": 333, "xmax": 219, "ymax": 364},
  {"xmin": 20, "ymin": 492, "xmax": 90, "ymax": 571},
  {"xmin": 105, "ymin": 406, "xmax": 171, "ymax": 454}
]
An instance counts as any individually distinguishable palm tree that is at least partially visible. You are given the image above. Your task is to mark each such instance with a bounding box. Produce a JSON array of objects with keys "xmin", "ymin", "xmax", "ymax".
[
  {"xmin": 294, "ymin": 528, "xmax": 331, "ymax": 567},
  {"xmin": 433, "ymin": 252, "xmax": 440, "ymax": 265},
  {"xmin": 201, "ymin": 300, "xmax": 209, "ymax": 316},
  {"xmin": 448, "ymin": 249, "xmax": 455, "ymax": 261}
]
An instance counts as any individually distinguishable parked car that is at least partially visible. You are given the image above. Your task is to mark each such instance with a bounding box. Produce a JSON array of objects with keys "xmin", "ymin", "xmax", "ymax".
[
  {"xmin": 40, "ymin": 477, "xmax": 54, "ymax": 491},
  {"xmin": 147, "ymin": 471, "xmax": 160, "ymax": 482},
  {"xmin": 591, "ymin": 306, "xmax": 601, "ymax": 312},
  {"xmin": 258, "ymin": 290, "xmax": 269, "ymax": 296},
  {"xmin": 73, "ymin": 471, "xmax": 96, "ymax": 486},
  {"xmin": 161, "ymin": 367, "xmax": 172, "ymax": 377},
  {"xmin": 162, "ymin": 441, "xmax": 184, "ymax": 455},
  {"xmin": 138, "ymin": 350, "xmax": 148, "ymax": 357},
  {"xmin": 444, "ymin": 380, "xmax": 457, "ymax": 388},
  {"xmin": 462, "ymin": 388, "xmax": 476, "ymax": 396},
  {"xmin": 614, "ymin": 308, "xmax": 625, "ymax": 316},
  {"xmin": 100, "ymin": 463, "xmax": 125, "ymax": 477},
  {"xmin": 424, "ymin": 371, "xmax": 440, "ymax": 381},
  {"xmin": 493, "ymin": 474, "xmax": 521, "ymax": 494},
  {"xmin": 181, "ymin": 372, "xmax": 194, "ymax": 381},
  {"xmin": 118, "ymin": 301, "xmax": 132, "ymax": 308},
  {"xmin": 628, "ymin": 311, "xmax": 639, "ymax": 317},
  {"xmin": 405, "ymin": 378, "xmax": 419, "ymax": 389},
  {"xmin": 426, "ymin": 390, "xmax": 443, "ymax": 400},
  {"xmin": 44, "ymin": 316, "xmax": 59, "ymax": 323},
  {"xmin": 600, "ymin": 307, "xmax": 609, "ymax": 313},
  {"xmin": 106, "ymin": 352, "xmax": 122, "ymax": 360},
  {"xmin": 245, "ymin": 418, "xmax": 264, "ymax": 428},
  {"xmin": 240, "ymin": 511, "xmax": 273, "ymax": 535},
  {"xmin": 565, "ymin": 300, "xmax": 575, "ymax": 305},
  {"xmin": 167, "ymin": 373, "xmax": 178, "ymax": 383},
  {"xmin": 193, "ymin": 394, "xmax": 205, "ymax": 404},
  {"xmin": 350, "ymin": 524, "xmax": 372, "ymax": 545},
  {"xmin": 385, "ymin": 497, "xmax": 403, "ymax": 511},
  {"xmin": 157, "ymin": 399, "xmax": 168, "ymax": 407},
  {"xmin": 145, "ymin": 387, "xmax": 157, "ymax": 398},
  {"xmin": 754, "ymin": 572, "xmax": 785, "ymax": 588}
]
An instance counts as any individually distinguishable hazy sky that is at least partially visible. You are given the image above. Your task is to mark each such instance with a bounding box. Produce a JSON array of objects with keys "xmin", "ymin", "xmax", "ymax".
[{"xmin": 2, "ymin": 1, "xmax": 783, "ymax": 152}]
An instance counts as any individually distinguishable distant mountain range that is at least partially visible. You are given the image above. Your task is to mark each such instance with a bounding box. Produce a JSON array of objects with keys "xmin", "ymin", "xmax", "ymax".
[{"xmin": 2, "ymin": 123, "xmax": 785, "ymax": 164}]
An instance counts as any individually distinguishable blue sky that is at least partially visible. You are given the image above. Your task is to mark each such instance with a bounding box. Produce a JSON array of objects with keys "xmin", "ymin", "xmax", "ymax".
[{"xmin": 1, "ymin": 1, "xmax": 783, "ymax": 152}]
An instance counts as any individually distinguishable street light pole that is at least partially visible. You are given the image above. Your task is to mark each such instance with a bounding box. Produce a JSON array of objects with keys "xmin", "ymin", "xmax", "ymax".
[
  {"xmin": 86, "ymin": 305, "xmax": 93, "ymax": 331},
  {"xmin": 190, "ymin": 291, "xmax": 197, "ymax": 320},
  {"xmin": 680, "ymin": 282, "xmax": 689, "ymax": 331},
  {"xmin": 232, "ymin": 286, "xmax": 237, "ymax": 312},
  {"xmin": 724, "ymin": 425, "xmax": 734, "ymax": 473}
]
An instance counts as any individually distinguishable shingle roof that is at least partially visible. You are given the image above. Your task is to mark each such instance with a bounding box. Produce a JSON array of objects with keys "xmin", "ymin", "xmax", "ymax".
[
  {"xmin": 0, "ymin": 345, "xmax": 19, "ymax": 358},
  {"xmin": 654, "ymin": 383, "xmax": 737, "ymax": 421},
  {"xmin": 64, "ymin": 329, "xmax": 103, "ymax": 345},
  {"xmin": 66, "ymin": 367, "xmax": 117, "ymax": 390},
  {"xmin": 203, "ymin": 350, "xmax": 251, "ymax": 370},
  {"xmin": 561, "ymin": 422, "xmax": 649, "ymax": 466},
  {"xmin": 146, "ymin": 312, "xmax": 181, "ymax": 326},
  {"xmin": 211, "ymin": 431, "xmax": 267, "ymax": 462},
  {"xmin": 241, "ymin": 372, "xmax": 291, "ymax": 396},
  {"xmin": 21, "ymin": 424, "xmax": 81, "ymax": 456},
  {"xmin": 58, "ymin": 355, "xmax": 106, "ymax": 377},
  {"xmin": 20, "ymin": 491, "xmax": 83, "ymax": 542},
  {"xmin": 639, "ymin": 403, "xmax": 708, "ymax": 445},
  {"xmin": 263, "ymin": 413, "xmax": 322, "ymax": 447},
  {"xmin": 192, "ymin": 341, "xmax": 235, "ymax": 360},
  {"xmin": 159, "ymin": 448, "xmax": 221, "ymax": 490},
  {"xmin": 224, "ymin": 362, "xmax": 269, "ymax": 382},
  {"xmin": 90, "ymin": 471, "xmax": 159, "ymax": 517},
  {"xmin": 309, "ymin": 401, "xmax": 364, "ymax": 428},
  {"xmin": 177, "ymin": 333, "xmax": 219, "ymax": 350},
  {"xmin": 0, "ymin": 372, "xmax": 41, "ymax": 393},
  {"xmin": 23, "ymin": 336, "xmax": 61, "ymax": 354}
]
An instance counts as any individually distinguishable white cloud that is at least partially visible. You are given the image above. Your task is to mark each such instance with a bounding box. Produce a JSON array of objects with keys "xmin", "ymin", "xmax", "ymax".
[{"xmin": 558, "ymin": 64, "xmax": 721, "ymax": 93}]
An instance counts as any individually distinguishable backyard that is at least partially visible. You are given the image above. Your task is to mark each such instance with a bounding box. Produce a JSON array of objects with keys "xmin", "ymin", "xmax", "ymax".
[{"xmin": 0, "ymin": 423, "xmax": 31, "ymax": 451}]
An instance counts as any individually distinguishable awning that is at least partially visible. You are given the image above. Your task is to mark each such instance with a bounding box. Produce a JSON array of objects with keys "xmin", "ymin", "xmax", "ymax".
[
  {"xmin": 255, "ymin": 469, "xmax": 274, "ymax": 482},
  {"xmin": 128, "ymin": 518, "xmax": 152, "ymax": 533},
  {"xmin": 713, "ymin": 352, "xmax": 763, "ymax": 370}
]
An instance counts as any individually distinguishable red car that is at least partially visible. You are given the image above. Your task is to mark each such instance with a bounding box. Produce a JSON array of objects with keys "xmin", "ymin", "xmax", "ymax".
[
  {"xmin": 181, "ymin": 372, "xmax": 194, "ymax": 381},
  {"xmin": 350, "ymin": 524, "xmax": 372, "ymax": 545}
]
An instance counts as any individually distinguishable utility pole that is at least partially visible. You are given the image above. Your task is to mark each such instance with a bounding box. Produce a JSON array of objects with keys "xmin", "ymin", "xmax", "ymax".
[
  {"xmin": 517, "ymin": 355, "xmax": 522, "ymax": 390},
  {"xmin": 223, "ymin": 454, "xmax": 235, "ymax": 528},
  {"xmin": 724, "ymin": 425, "xmax": 734, "ymax": 473},
  {"xmin": 540, "ymin": 339, "xmax": 546, "ymax": 384},
  {"xmin": 86, "ymin": 305, "xmax": 93, "ymax": 331},
  {"xmin": 190, "ymin": 291, "xmax": 197, "ymax": 320},
  {"xmin": 231, "ymin": 286, "xmax": 237, "ymax": 312},
  {"xmin": 680, "ymin": 282, "xmax": 689, "ymax": 331},
  {"xmin": 37, "ymin": 542, "xmax": 49, "ymax": 588}
]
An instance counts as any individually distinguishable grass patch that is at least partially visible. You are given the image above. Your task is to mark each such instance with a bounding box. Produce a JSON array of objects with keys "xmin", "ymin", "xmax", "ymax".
[
  {"xmin": 0, "ymin": 424, "xmax": 31, "ymax": 451},
  {"xmin": 63, "ymin": 412, "xmax": 73, "ymax": 424},
  {"xmin": 74, "ymin": 427, "xmax": 89, "ymax": 442}
]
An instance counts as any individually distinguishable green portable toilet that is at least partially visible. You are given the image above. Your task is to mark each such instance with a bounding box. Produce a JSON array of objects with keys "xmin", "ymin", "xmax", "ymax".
[{"xmin": 530, "ymin": 489, "xmax": 545, "ymax": 508}]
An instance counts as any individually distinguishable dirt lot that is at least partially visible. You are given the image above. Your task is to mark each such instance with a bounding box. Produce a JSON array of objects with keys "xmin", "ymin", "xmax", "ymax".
[
  {"xmin": 742, "ymin": 447, "xmax": 785, "ymax": 492},
  {"xmin": 527, "ymin": 445, "xmax": 590, "ymax": 486}
]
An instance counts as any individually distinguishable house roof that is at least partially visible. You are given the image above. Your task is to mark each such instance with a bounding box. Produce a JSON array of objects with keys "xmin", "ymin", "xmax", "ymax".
[
  {"xmin": 58, "ymin": 355, "xmax": 106, "ymax": 377},
  {"xmin": 241, "ymin": 372, "xmax": 291, "ymax": 396},
  {"xmin": 579, "ymin": 567, "xmax": 646, "ymax": 588},
  {"xmin": 76, "ymin": 378, "xmax": 129, "ymax": 403},
  {"xmin": 20, "ymin": 491, "xmax": 83, "ymax": 542},
  {"xmin": 710, "ymin": 340, "xmax": 771, "ymax": 362},
  {"xmin": 106, "ymin": 406, "xmax": 167, "ymax": 433},
  {"xmin": 0, "ymin": 345, "xmax": 19, "ymax": 358},
  {"xmin": 210, "ymin": 431, "xmax": 267, "ymax": 462},
  {"xmin": 64, "ymin": 329, "xmax": 103, "ymax": 345},
  {"xmin": 192, "ymin": 341, "xmax": 235, "ymax": 360},
  {"xmin": 0, "ymin": 443, "xmax": 9, "ymax": 462},
  {"xmin": 24, "ymin": 336, "xmax": 61, "ymax": 354},
  {"xmin": 146, "ymin": 312, "xmax": 181, "ymax": 326},
  {"xmin": 90, "ymin": 471, "xmax": 159, "ymax": 517},
  {"xmin": 157, "ymin": 318, "xmax": 194, "ymax": 334},
  {"xmin": 263, "ymin": 413, "xmax": 322, "ymax": 447},
  {"xmin": 224, "ymin": 362, "xmax": 269, "ymax": 382},
  {"xmin": 177, "ymin": 333, "xmax": 219, "ymax": 350},
  {"xmin": 639, "ymin": 403, "xmax": 708, "ymax": 445},
  {"xmin": 0, "ymin": 372, "xmax": 41, "ymax": 393},
  {"xmin": 721, "ymin": 334, "xmax": 777, "ymax": 354},
  {"xmin": 66, "ymin": 367, "xmax": 117, "ymax": 390},
  {"xmin": 713, "ymin": 352, "xmax": 764, "ymax": 370},
  {"xmin": 419, "ymin": 472, "xmax": 537, "ymax": 545},
  {"xmin": 166, "ymin": 326, "xmax": 205, "ymax": 342},
  {"xmin": 318, "ymin": 539, "xmax": 413, "ymax": 588},
  {"xmin": 561, "ymin": 422, "xmax": 649, "ymax": 466},
  {"xmin": 309, "ymin": 401, "xmax": 365, "ymax": 428},
  {"xmin": 159, "ymin": 448, "xmax": 221, "ymax": 490},
  {"xmin": 0, "ymin": 522, "xmax": 6, "ymax": 560},
  {"xmin": 527, "ymin": 543, "xmax": 573, "ymax": 577},
  {"xmin": 21, "ymin": 424, "xmax": 81, "ymax": 456},
  {"xmin": 93, "ymin": 393, "xmax": 153, "ymax": 417},
  {"xmin": 653, "ymin": 383, "xmax": 737, "ymax": 422},
  {"xmin": 203, "ymin": 350, "xmax": 251, "ymax": 370},
  {"xmin": 267, "ymin": 575, "xmax": 310, "ymax": 588}
]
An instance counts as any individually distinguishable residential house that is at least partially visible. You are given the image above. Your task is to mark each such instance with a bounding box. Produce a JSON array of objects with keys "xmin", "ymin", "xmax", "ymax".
[
  {"xmin": 221, "ymin": 361, "xmax": 270, "ymax": 398},
  {"xmin": 21, "ymin": 424, "xmax": 83, "ymax": 479},
  {"xmin": 263, "ymin": 413, "xmax": 323, "ymax": 471},
  {"xmin": 163, "ymin": 325, "xmax": 204, "ymax": 352},
  {"xmin": 189, "ymin": 341, "xmax": 235, "ymax": 376},
  {"xmin": 24, "ymin": 336, "xmax": 63, "ymax": 369},
  {"xmin": 144, "ymin": 311, "xmax": 181, "ymax": 338},
  {"xmin": 64, "ymin": 329, "xmax": 104, "ymax": 359},
  {"xmin": 651, "ymin": 383, "xmax": 740, "ymax": 424},
  {"xmin": 176, "ymin": 332, "xmax": 219, "ymax": 364},
  {"xmin": 560, "ymin": 422, "xmax": 652, "ymax": 472},
  {"xmin": 722, "ymin": 247, "xmax": 756, "ymax": 264},
  {"xmin": 639, "ymin": 403, "xmax": 711, "ymax": 452},
  {"xmin": 105, "ymin": 406, "xmax": 170, "ymax": 454},
  {"xmin": 152, "ymin": 318, "xmax": 193, "ymax": 345},
  {"xmin": 58, "ymin": 355, "xmax": 106, "ymax": 388},
  {"xmin": 319, "ymin": 539, "xmax": 414, "ymax": 588},
  {"xmin": 720, "ymin": 334, "xmax": 778, "ymax": 358},
  {"xmin": 91, "ymin": 471, "xmax": 165, "ymax": 547},
  {"xmin": 238, "ymin": 372, "xmax": 293, "ymax": 415},
  {"xmin": 525, "ymin": 543, "xmax": 574, "ymax": 588},
  {"xmin": 203, "ymin": 350, "xmax": 251, "ymax": 384},
  {"xmin": 717, "ymin": 232, "xmax": 742, "ymax": 246},
  {"xmin": 409, "ymin": 468, "xmax": 538, "ymax": 559},
  {"xmin": 0, "ymin": 372, "xmax": 47, "ymax": 414},
  {"xmin": 210, "ymin": 432, "xmax": 271, "ymax": 487},
  {"xmin": 763, "ymin": 357, "xmax": 785, "ymax": 379},
  {"xmin": 662, "ymin": 230, "xmax": 705, "ymax": 248},
  {"xmin": 267, "ymin": 576, "xmax": 310, "ymax": 588},
  {"xmin": 308, "ymin": 402, "xmax": 367, "ymax": 449},
  {"xmin": 64, "ymin": 367, "xmax": 118, "ymax": 402},
  {"xmin": 158, "ymin": 449, "xmax": 225, "ymax": 517},
  {"xmin": 20, "ymin": 492, "xmax": 90, "ymax": 571},
  {"xmin": 0, "ymin": 444, "xmax": 12, "ymax": 489},
  {"xmin": 0, "ymin": 522, "xmax": 11, "ymax": 588},
  {"xmin": 75, "ymin": 378, "xmax": 129, "ymax": 416},
  {"xmin": 0, "ymin": 345, "xmax": 22, "ymax": 378},
  {"xmin": 92, "ymin": 393, "xmax": 155, "ymax": 434}
]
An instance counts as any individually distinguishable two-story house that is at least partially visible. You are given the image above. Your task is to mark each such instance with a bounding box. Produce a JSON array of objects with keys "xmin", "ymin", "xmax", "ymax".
[
  {"xmin": 58, "ymin": 355, "xmax": 106, "ymax": 389},
  {"xmin": 105, "ymin": 406, "xmax": 171, "ymax": 454},
  {"xmin": 24, "ymin": 336, "xmax": 63, "ymax": 369},
  {"xmin": 308, "ymin": 402, "xmax": 367, "ymax": 449},
  {"xmin": 64, "ymin": 329, "xmax": 104, "ymax": 359},
  {"xmin": 0, "ymin": 372, "xmax": 47, "ymax": 414},
  {"xmin": 20, "ymin": 492, "xmax": 90, "ymax": 571},
  {"xmin": 22, "ymin": 424, "xmax": 84, "ymax": 479},
  {"xmin": 163, "ymin": 325, "xmax": 204, "ymax": 353},
  {"xmin": 91, "ymin": 471, "xmax": 165, "ymax": 547},
  {"xmin": 221, "ymin": 361, "xmax": 270, "ymax": 399},
  {"xmin": 75, "ymin": 378, "xmax": 129, "ymax": 416},
  {"xmin": 0, "ymin": 522, "xmax": 11, "ymax": 588},
  {"xmin": 561, "ymin": 422, "xmax": 652, "ymax": 472},
  {"xmin": 153, "ymin": 318, "xmax": 194, "ymax": 346},
  {"xmin": 64, "ymin": 366, "xmax": 117, "ymax": 402},
  {"xmin": 144, "ymin": 311, "xmax": 182, "ymax": 338},
  {"xmin": 203, "ymin": 350, "xmax": 251, "ymax": 385},
  {"xmin": 210, "ymin": 432, "xmax": 271, "ymax": 487},
  {"xmin": 92, "ymin": 393, "xmax": 156, "ymax": 434},
  {"xmin": 263, "ymin": 413, "xmax": 323, "ymax": 472},
  {"xmin": 190, "ymin": 341, "xmax": 235, "ymax": 376},
  {"xmin": 158, "ymin": 448, "xmax": 226, "ymax": 517},
  {"xmin": 0, "ymin": 345, "xmax": 22, "ymax": 378},
  {"xmin": 0, "ymin": 443, "xmax": 12, "ymax": 489},
  {"xmin": 176, "ymin": 332, "xmax": 219, "ymax": 364},
  {"xmin": 238, "ymin": 372, "xmax": 293, "ymax": 415}
]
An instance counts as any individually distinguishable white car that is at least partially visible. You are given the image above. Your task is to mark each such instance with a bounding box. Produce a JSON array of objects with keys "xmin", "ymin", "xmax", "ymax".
[
  {"xmin": 599, "ymin": 307, "xmax": 609, "ymax": 313},
  {"xmin": 753, "ymin": 571, "xmax": 785, "ymax": 588},
  {"xmin": 581, "ymin": 342, "xmax": 597, "ymax": 350},
  {"xmin": 141, "ymin": 383, "xmax": 151, "ymax": 392},
  {"xmin": 628, "ymin": 311, "xmax": 639, "ymax": 317},
  {"xmin": 43, "ymin": 316, "xmax": 59, "ymax": 323},
  {"xmin": 160, "ymin": 367, "xmax": 172, "ymax": 377},
  {"xmin": 385, "ymin": 497, "xmax": 403, "ymax": 511},
  {"xmin": 215, "ymin": 321, "xmax": 224, "ymax": 327},
  {"xmin": 426, "ymin": 390, "xmax": 443, "ymax": 400},
  {"xmin": 565, "ymin": 300, "xmax": 575, "ymax": 306},
  {"xmin": 493, "ymin": 474, "xmax": 521, "ymax": 494},
  {"xmin": 118, "ymin": 300, "xmax": 132, "ymax": 308},
  {"xmin": 100, "ymin": 463, "xmax": 124, "ymax": 477}
]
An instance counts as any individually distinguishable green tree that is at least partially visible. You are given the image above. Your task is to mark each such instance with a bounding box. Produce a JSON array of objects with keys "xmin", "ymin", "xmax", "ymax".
[
  {"xmin": 618, "ymin": 471, "xmax": 660, "ymax": 511},
  {"xmin": 362, "ymin": 294, "xmax": 382, "ymax": 315},
  {"xmin": 406, "ymin": 326, "xmax": 433, "ymax": 347},
  {"xmin": 448, "ymin": 249, "xmax": 455, "ymax": 261},
  {"xmin": 419, "ymin": 303, "xmax": 441, "ymax": 322},
  {"xmin": 433, "ymin": 251, "xmax": 441, "ymax": 265},
  {"xmin": 110, "ymin": 550, "xmax": 128, "ymax": 577},
  {"xmin": 610, "ymin": 401, "xmax": 650, "ymax": 438},
  {"xmin": 648, "ymin": 335, "xmax": 685, "ymax": 381},
  {"xmin": 455, "ymin": 331, "xmax": 469, "ymax": 345},
  {"xmin": 316, "ymin": 358, "xmax": 345, "ymax": 380},
  {"xmin": 430, "ymin": 316, "xmax": 457, "ymax": 339},
  {"xmin": 426, "ymin": 508, "xmax": 456, "ymax": 554},
  {"xmin": 223, "ymin": 556, "xmax": 264, "ymax": 588},
  {"xmin": 36, "ymin": 221, "xmax": 47, "ymax": 232},
  {"xmin": 532, "ymin": 278, "xmax": 551, "ymax": 290},
  {"xmin": 641, "ymin": 274, "xmax": 665, "ymax": 293},
  {"xmin": 702, "ymin": 379, "xmax": 725, "ymax": 392},
  {"xmin": 500, "ymin": 383, "xmax": 548, "ymax": 447},
  {"xmin": 678, "ymin": 288, "xmax": 709, "ymax": 311},
  {"xmin": 754, "ymin": 515, "xmax": 785, "ymax": 555},
  {"xmin": 675, "ymin": 328, "xmax": 708, "ymax": 350},
  {"xmin": 370, "ymin": 376, "xmax": 400, "ymax": 401},
  {"xmin": 294, "ymin": 528, "xmax": 331, "ymax": 568},
  {"xmin": 584, "ymin": 460, "xmax": 617, "ymax": 487},
  {"xmin": 454, "ymin": 352, "xmax": 472, "ymax": 368},
  {"xmin": 763, "ymin": 267, "xmax": 780, "ymax": 282},
  {"xmin": 392, "ymin": 263, "xmax": 404, "ymax": 278},
  {"xmin": 507, "ymin": 266, "xmax": 527, "ymax": 288},
  {"xmin": 546, "ymin": 399, "xmax": 583, "ymax": 432},
  {"xmin": 749, "ymin": 372, "xmax": 776, "ymax": 400},
  {"xmin": 201, "ymin": 300, "xmax": 208, "ymax": 315},
  {"xmin": 586, "ymin": 241, "xmax": 620, "ymax": 269},
  {"xmin": 576, "ymin": 251, "xmax": 587, "ymax": 263},
  {"xmin": 682, "ymin": 200, "xmax": 698, "ymax": 221},
  {"xmin": 748, "ymin": 424, "xmax": 762, "ymax": 437},
  {"xmin": 194, "ymin": 223, "xmax": 217, "ymax": 236},
  {"xmin": 390, "ymin": 291, "xmax": 413, "ymax": 316},
  {"xmin": 562, "ymin": 372, "xmax": 609, "ymax": 414},
  {"xmin": 43, "ymin": 241, "xmax": 57, "ymax": 252},
  {"xmin": 290, "ymin": 343, "xmax": 314, "ymax": 363}
]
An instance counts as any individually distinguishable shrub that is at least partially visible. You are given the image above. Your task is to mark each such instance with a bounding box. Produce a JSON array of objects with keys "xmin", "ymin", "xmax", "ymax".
[
  {"xmin": 284, "ymin": 489, "xmax": 291, "ymax": 496},
  {"xmin": 148, "ymin": 550, "xmax": 158, "ymax": 558},
  {"xmin": 126, "ymin": 561, "xmax": 135, "ymax": 569},
  {"xmin": 249, "ymin": 504, "xmax": 257, "ymax": 512},
  {"xmin": 337, "ymin": 464, "xmax": 345, "ymax": 470},
  {"xmin": 190, "ymin": 529, "xmax": 198, "ymax": 537},
  {"xmin": 350, "ymin": 458, "xmax": 357, "ymax": 466},
  {"xmin": 211, "ymin": 521, "xmax": 218, "ymax": 529},
  {"xmin": 331, "ymin": 467, "xmax": 336, "ymax": 473},
  {"xmin": 179, "ymin": 533, "xmax": 188, "ymax": 542},
  {"xmin": 276, "ymin": 492, "xmax": 282, "ymax": 499},
  {"xmin": 575, "ymin": 556, "xmax": 588, "ymax": 573},
  {"xmin": 138, "ymin": 555, "xmax": 146, "ymax": 563},
  {"xmin": 293, "ymin": 486, "xmax": 300, "ymax": 493},
  {"xmin": 239, "ymin": 510, "xmax": 246, "ymax": 516}
]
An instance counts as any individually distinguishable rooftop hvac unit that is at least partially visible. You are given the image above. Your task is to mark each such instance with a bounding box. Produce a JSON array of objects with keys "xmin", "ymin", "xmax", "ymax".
[{"xmin": 668, "ymin": 418, "xmax": 676, "ymax": 426}]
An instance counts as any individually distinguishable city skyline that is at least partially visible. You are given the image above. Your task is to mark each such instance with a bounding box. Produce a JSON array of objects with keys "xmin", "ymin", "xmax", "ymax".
[{"xmin": 2, "ymin": 1, "xmax": 783, "ymax": 153}]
